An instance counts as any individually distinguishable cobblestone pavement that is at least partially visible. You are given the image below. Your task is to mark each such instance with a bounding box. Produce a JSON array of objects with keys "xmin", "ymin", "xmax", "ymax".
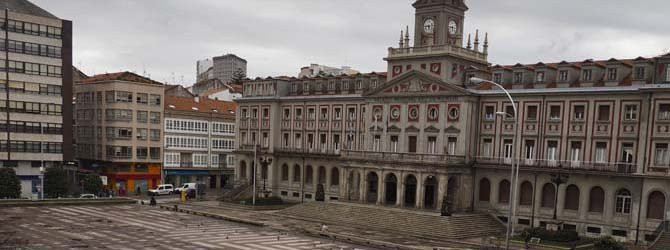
[{"xmin": 0, "ymin": 205, "xmax": 377, "ymax": 250}]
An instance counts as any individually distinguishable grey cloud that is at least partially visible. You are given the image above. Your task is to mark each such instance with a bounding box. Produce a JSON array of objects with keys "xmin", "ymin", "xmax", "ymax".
[{"xmin": 32, "ymin": 0, "xmax": 670, "ymax": 85}]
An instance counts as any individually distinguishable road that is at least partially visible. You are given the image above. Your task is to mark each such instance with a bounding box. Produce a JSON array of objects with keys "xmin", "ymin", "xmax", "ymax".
[{"xmin": 0, "ymin": 205, "xmax": 377, "ymax": 250}]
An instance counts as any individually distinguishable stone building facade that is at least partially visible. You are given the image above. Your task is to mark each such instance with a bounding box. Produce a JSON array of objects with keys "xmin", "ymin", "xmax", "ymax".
[
  {"xmin": 0, "ymin": 0, "xmax": 73, "ymax": 198},
  {"xmin": 234, "ymin": 0, "xmax": 670, "ymax": 243},
  {"xmin": 74, "ymin": 72, "xmax": 164, "ymax": 194},
  {"xmin": 163, "ymin": 95, "xmax": 236, "ymax": 189}
]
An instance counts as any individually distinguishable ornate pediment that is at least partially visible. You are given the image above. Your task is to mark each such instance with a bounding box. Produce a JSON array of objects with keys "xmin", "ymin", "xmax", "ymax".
[
  {"xmin": 424, "ymin": 126, "xmax": 440, "ymax": 133},
  {"xmin": 365, "ymin": 70, "xmax": 470, "ymax": 97},
  {"xmin": 369, "ymin": 125, "xmax": 383, "ymax": 132},
  {"xmin": 444, "ymin": 126, "xmax": 461, "ymax": 134},
  {"xmin": 405, "ymin": 126, "xmax": 420, "ymax": 133},
  {"xmin": 388, "ymin": 125, "xmax": 402, "ymax": 133}
]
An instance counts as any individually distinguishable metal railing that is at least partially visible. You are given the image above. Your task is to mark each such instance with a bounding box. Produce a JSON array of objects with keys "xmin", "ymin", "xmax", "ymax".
[
  {"xmin": 650, "ymin": 220, "xmax": 670, "ymax": 247},
  {"xmin": 388, "ymin": 44, "xmax": 488, "ymax": 62},
  {"xmin": 274, "ymin": 147, "xmax": 341, "ymax": 156},
  {"xmin": 341, "ymin": 150, "xmax": 466, "ymax": 165},
  {"xmin": 475, "ymin": 156, "xmax": 637, "ymax": 174}
]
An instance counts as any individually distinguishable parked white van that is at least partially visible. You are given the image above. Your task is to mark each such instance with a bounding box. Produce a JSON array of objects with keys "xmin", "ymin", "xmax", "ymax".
[
  {"xmin": 175, "ymin": 183, "xmax": 197, "ymax": 193},
  {"xmin": 148, "ymin": 184, "xmax": 174, "ymax": 196}
]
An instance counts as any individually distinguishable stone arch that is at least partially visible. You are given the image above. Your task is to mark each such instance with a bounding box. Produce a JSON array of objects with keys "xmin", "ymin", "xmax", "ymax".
[
  {"xmin": 647, "ymin": 191, "xmax": 666, "ymax": 220},
  {"xmin": 564, "ymin": 184, "xmax": 580, "ymax": 211},
  {"xmin": 404, "ymin": 174, "xmax": 418, "ymax": 207},
  {"xmin": 498, "ymin": 179, "xmax": 510, "ymax": 204},
  {"xmin": 239, "ymin": 161, "xmax": 247, "ymax": 179},
  {"xmin": 479, "ymin": 178, "xmax": 491, "ymax": 202},
  {"xmin": 330, "ymin": 167, "xmax": 340, "ymax": 186},
  {"xmin": 292, "ymin": 164, "xmax": 301, "ymax": 182},
  {"xmin": 519, "ymin": 181, "xmax": 533, "ymax": 206},
  {"xmin": 366, "ymin": 171, "xmax": 379, "ymax": 203},
  {"xmin": 588, "ymin": 186, "xmax": 605, "ymax": 213},
  {"xmin": 305, "ymin": 165, "xmax": 313, "ymax": 184},
  {"xmin": 384, "ymin": 173, "xmax": 398, "ymax": 205},
  {"xmin": 424, "ymin": 175, "xmax": 438, "ymax": 209},
  {"xmin": 280, "ymin": 164, "xmax": 289, "ymax": 181},
  {"xmin": 541, "ymin": 183, "xmax": 556, "ymax": 208}
]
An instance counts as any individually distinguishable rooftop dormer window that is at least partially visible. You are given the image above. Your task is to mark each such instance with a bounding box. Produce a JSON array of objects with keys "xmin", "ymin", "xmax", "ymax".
[
  {"xmin": 559, "ymin": 70, "xmax": 569, "ymax": 82},
  {"xmin": 634, "ymin": 67, "xmax": 645, "ymax": 80},
  {"xmin": 535, "ymin": 71, "xmax": 545, "ymax": 83},
  {"xmin": 607, "ymin": 68, "xmax": 618, "ymax": 81},
  {"xmin": 582, "ymin": 69, "xmax": 592, "ymax": 82},
  {"xmin": 493, "ymin": 73, "xmax": 502, "ymax": 83},
  {"xmin": 513, "ymin": 72, "xmax": 523, "ymax": 84}
]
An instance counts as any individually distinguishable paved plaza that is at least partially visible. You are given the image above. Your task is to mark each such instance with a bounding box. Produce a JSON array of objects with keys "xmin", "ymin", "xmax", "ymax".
[{"xmin": 0, "ymin": 205, "xmax": 376, "ymax": 250}]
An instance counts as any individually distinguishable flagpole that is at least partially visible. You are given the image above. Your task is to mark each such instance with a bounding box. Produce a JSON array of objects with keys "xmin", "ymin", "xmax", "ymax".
[{"xmin": 253, "ymin": 142, "xmax": 257, "ymax": 206}]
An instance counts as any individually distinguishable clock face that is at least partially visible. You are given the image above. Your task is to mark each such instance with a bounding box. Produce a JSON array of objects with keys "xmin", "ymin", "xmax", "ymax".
[
  {"xmin": 448, "ymin": 20, "xmax": 458, "ymax": 35},
  {"xmin": 423, "ymin": 19, "xmax": 435, "ymax": 34}
]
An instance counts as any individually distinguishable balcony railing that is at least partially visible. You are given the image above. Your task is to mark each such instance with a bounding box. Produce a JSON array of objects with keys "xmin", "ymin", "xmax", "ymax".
[
  {"xmin": 341, "ymin": 150, "xmax": 466, "ymax": 165},
  {"xmin": 474, "ymin": 157, "xmax": 637, "ymax": 174},
  {"xmin": 274, "ymin": 147, "xmax": 341, "ymax": 156},
  {"xmin": 387, "ymin": 44, "xmax": 488, "ymax": 63}
]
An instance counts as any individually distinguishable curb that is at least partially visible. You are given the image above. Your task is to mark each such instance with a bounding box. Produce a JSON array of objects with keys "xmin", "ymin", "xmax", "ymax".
[{"xmin": 0, "ymin": 199, "xmax": 136, "ymax": 207}]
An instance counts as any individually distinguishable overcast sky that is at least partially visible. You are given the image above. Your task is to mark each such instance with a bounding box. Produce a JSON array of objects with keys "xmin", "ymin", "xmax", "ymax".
[{"xmin": 32, "ymin": 0, "xmax": 670, "ymax": 85}]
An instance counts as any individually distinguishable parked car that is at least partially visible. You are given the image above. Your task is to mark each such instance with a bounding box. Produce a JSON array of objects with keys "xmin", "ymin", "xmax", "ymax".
[
  {"xmin": 148, "ymin": 184, "xmax": 174, "ymax": 196},
  {"xmin": 174, "ymin": 183, "xmax": 196, "ymax": 194},
  {"xmin": 79, "ymin": 194, "xmax": 98, "ymax": 199}
]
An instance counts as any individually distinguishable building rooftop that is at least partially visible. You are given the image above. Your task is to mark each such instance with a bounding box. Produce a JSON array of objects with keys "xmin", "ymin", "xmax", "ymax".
[
  {"xmin": 0, "ymin": 0, "xmax": 58, "ymax": 19},
  {"xmin": 78, "ymin": 71, "xmax": 164, "ymax": 85},
  {"xmin": 165, "ymin": 96, "xmax": 237, "ymax": 115}
]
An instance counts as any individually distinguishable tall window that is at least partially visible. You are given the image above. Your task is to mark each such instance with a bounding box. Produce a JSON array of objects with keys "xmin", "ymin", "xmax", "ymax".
[
  {"xmin": 503, "ymin": 139, "xmax": 513, "ymax": 160},
  {"xmin": 620, "ymin": 143, "xmax": 634, "ymax": 164},
  {"xmin": 541, "ymin": 183, "xmax": 556, "ymax": 208},
  {"xmin": 373, "ymin": 135, "xmax": 381, "ymax": 151},
  {"xmin": 283, "ymin": 108, "xmax": 290, "ymax": 120},
  {"xmin": 499, "ymin": 180, "xmax": 510, "ymax": 204},
  {"xmin": 570, "ymin": 141, "xmax": 582, "ymax": 162},
  {"xmin": 607, "ymin": 68, "xmax": 618, "ymax": 81},
  {"xmin": 447, "ymin": 137, "xmax": 457, "ymax": 155},
  {"xmin": 519, "ymin": 181, "xmax": 533, "ymax": 206},
  {"xmin": 574, "ymin": 105, "xmax": 585, "ymax": 120},
  {"xmin": 307, "ymin": 134, "xmax": 314, "ymax": 150},
  {"xmin": 598, "ymin": 105, "xmax": 610, "ymax": 121},
  {"xmin": 526, "ymin": 106, "xmax": 538, "ymax": 121},
  {"xmin": 493, "ymin": 73, "xmax": 502, "ymax": 83},
  {"xmin": 622, "ymin": 105, "xmax": 637, "ymax": 121},
  {"xmin": 427, "ymin": 136, "xmax": 436, "ymax": 154},
  {"xmin": 634, "ymin": 66, "xmax": 645, "ymax": 80},
  {"xmin": 582, "ymin": 69, "xmax": 592, "ymax": 81},
  {"xmin": 589, "ymin": 187, "xmax": 605, "ymax": 213},
  {"xmin": 615, "ymin": 189, "xmax": 632, "ymax": 214},
  {"xmin": 513, "ymin": 72, "xmax": 523, "ymax": 84},
  {"xmin": 659, "ymin": 104, "xmax": 670, "ymax": 120},
  {"xmin": 564, "ymin": 185, "xmax": 580, "ymax": 210},
  {"xmin": 536, "ymin": 71, "xmax": 545, "ymax": 82},
  {"xmin": 283, "ymin": 133, "xmax": 289, "ymax": 148},
  {"xmin": 484, "ymin": 106, "xmax": 495, "ymax": 121},
  {"xmin": 547, "ymin": 141, "xmax": 558, "ymax": 162},
  {"xmin": 524, "ymin": 140, "xmax": 535, "ymax": 160},
  {"xmin": 479, "ymin": 178, "xmax": 491, "ymax": 202},
  {"xmin": 390, "ymin": 136, "xmax": 398, "ymax": 152},
  {"xmin": 655, "ymin": 143, "xmax": 669, "ymax": 166},
  {"xmin": 549, "ymin": 106, "xmax": 561, "ymax": 121},
  {"xmin": 482, "ymin": 138, "xmax": 493, "ymax": 157},
  {"xmin": 595, "ymin": 142, "xmax": 608, "ymax": 163},
  {"xmin": 333, "ymin": 134, "xmax": 340, "ymax": 151},
  {"xmin": 295, "ymin": 133, "xmax": 302, "ymax": 149},
  {"xmin": 320, "ymin": 134, "xmax": 327, "ymax": 150},
  {"xmin": 559, "ymin": 70, "xmax": 569, "ymax": 82}
]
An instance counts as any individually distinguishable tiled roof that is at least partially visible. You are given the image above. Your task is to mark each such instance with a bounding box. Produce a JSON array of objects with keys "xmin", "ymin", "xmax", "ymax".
[
  {"xmin": 0, "ymin": 0, "xmax": 58, "ymax": 19},
  {"xmin": 78, "ymin": 71, "xmax": 163, "ymax": 85},
  {"xmin": 200, "ymin": 83, "xmax": 243, "ymax": 97},
  {"xmin": 165, "ymin": 96, "xmax": 236, "ymax": 115},
  {"xmin": 497, "ymin": 58, "xmax": 646, "ymax": 71}
]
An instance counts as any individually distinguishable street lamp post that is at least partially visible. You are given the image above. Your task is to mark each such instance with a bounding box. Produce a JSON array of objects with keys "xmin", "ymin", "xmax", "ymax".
[
  {"xmin": 550, "ymin": 172, "xmax": 569, "ymax": 221},
  {"xmin": 469, "ymin": 77, "xmax": 520, "ymax": 250},
  {"xmin": 39, "ymin": 166, "xmax": 44, "ymax": 200}
]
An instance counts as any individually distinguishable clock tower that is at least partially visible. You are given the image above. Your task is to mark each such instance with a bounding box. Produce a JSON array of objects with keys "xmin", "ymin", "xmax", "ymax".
[{"xmin": 413, "ymin": 0, "xmax": 467, "ymax": 47}]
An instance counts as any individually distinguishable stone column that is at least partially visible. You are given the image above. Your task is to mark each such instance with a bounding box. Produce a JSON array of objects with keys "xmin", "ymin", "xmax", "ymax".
[
  {"xmin": 396, "ymin": 172, "xmax": 404, "ymax": 207},
  {"xmin": 360, "ymin": 170, "xmax": 367, "ymax": 202},
  {"xmin": 416, "ymin": 173, "xmax": 424, "ymax": 208},
  {"xmin": 325, "ymin": 166, "xmax": 332, "ymax": 194},
  {"xmin": 437, "ymin": 174, "xmax": 449, "ymax": 212},
  {"xmin": 313, "ymin": 166, "xmax": 319, "ymax": 192},
  {"xmin": 377, "ymin": 170, "xmax": 384, "ymax": 205},
  {"xmin": 216, "ymin": 175, "xmax": 222, "ymax": 189}
]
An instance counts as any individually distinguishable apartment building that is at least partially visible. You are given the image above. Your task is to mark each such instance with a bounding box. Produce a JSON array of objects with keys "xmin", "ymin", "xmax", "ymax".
[
  {"xmin": 163, "ymin": 95, "xmax": 236, "ymax": 189},
  {"xmin": 74, "ymin": 72, "xmax": 163, "ymax": 193},
  {"xmin": 0, "ymin": 0, "xmax": 73, "ymax": 198},
  {"xmin": 234, "ymin": 0, "xmax": 670, "ymax": 243},
  {"xmin": 194, "ymin": 54, "xmax": 246, "ymax": 95}
]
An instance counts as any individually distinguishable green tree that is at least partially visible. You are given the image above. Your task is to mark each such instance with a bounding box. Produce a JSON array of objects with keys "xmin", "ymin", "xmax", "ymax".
[
  {"xmin": 44, "ymin": 167, "xmax": 68, "ymax": 198},
  {"xmin": 81, "ymin": 174, "xmax": 103, "ymax": 194},
  {"xmin": 230, "ymin": 68, "xmax": 246, "ymax": 84},
  {"xmin": 593, "ymin": 236, "xmax": 626, "ymax": 250},
  {"xmin": 0, "ymin": 167, "xmax": 21, "ymax": 198}
]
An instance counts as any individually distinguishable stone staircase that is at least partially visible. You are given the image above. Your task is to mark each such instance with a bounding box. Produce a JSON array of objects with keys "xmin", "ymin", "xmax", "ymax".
[
  {"xmin": 650, "ymin": 221, "xmax": 670, "ymax": 250},
  {"xmin": 220, "ymin": 183, "xmax": 251, "ymax": 202},
  {"xmin": 277, "ymin": 202, "xmax": 504, "ymax": 240}
]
